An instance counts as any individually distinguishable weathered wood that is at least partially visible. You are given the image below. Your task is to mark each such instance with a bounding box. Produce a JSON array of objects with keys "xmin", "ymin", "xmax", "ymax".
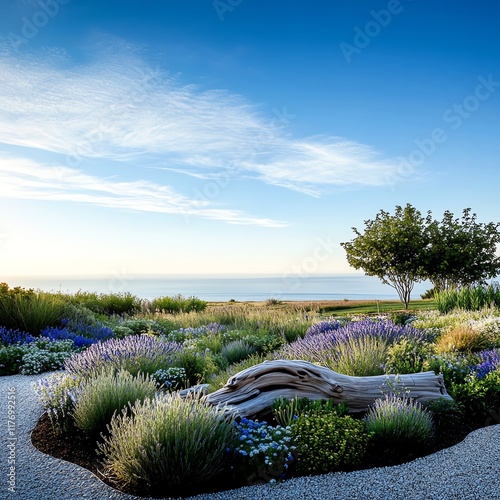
[{"xmin": 205, "ymin": 359, "xmax": 452, "ymax": 418}]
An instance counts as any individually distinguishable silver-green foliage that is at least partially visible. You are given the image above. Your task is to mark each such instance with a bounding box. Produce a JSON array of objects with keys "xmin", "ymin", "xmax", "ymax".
[
  {"xmin": 98, "ymin": 392, "xmax": 237, "ymax": 492},
  {"xmin": 364, "ymin": 393, "xmax": 434, "ymax": 449},
  {"xmin": 72, "ymin": 368, "xmax": 157, "ymax": 437},
  {"xmin": 33, "ymin": 372, "xmax": 81, "ymax": 433}
]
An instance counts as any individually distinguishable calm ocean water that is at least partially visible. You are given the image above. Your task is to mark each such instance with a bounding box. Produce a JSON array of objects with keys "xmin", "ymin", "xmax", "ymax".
[{"xmin": 4, "ymin": 275, "xmax": 431, "ymax": 302}]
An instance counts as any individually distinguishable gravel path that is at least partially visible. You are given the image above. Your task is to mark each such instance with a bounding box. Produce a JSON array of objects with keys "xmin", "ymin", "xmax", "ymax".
[{"xmin": 1, "ymin": 372, "xmax": 500, "ymax": 500}]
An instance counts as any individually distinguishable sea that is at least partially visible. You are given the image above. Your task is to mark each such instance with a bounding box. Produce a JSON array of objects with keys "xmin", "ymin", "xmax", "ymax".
[{"xmin": 3, "ymin": 274, "xmax": 432, "ymax": 302}]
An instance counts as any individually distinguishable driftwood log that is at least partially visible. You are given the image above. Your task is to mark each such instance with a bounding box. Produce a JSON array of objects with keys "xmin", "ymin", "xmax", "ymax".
[{"xmin": 205, "ymin": 359, "xmax": 452, "ymax": 418}]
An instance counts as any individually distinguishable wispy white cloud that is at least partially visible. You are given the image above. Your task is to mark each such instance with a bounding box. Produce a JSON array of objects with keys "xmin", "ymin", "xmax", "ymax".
[
  {"xmin": 0, "ymin": 39, "xmax": 413, "ymax": 220},
  {"xmin": 0, "ymin": 155, "xmax": 286, "ymax": 227}
]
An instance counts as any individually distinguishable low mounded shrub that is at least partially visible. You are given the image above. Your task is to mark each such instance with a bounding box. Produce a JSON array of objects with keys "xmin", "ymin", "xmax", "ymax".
[
  {"xmin": 98, "ymin": 392, "xmax": 237, "ymax": 495},
  {"xmin": 72, "ymin": 369, "xmax": 157, "ymax": 438},
  {"xmin": 385, "ymin": 337, "xmax": 435, "ymax": 374},
  {"xmin": 0, "ymin": 338, "xmax": 76, "ymax": 375},
  {"xmin": 220, "ymin": 340, "xmax": 257, "ymax": 365},
  {"xmin": 364, "ymin": 393, "xmax": 434, "ymax": 451},
  {"xmin": 291, "ymin": 412, "xmax": 370, "ymax": 474}
]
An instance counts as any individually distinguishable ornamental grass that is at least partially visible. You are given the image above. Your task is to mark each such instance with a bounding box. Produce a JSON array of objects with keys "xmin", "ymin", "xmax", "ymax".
[{"xmin": 98, "ymin": 392, "xmax": 237, "ymax": 495}]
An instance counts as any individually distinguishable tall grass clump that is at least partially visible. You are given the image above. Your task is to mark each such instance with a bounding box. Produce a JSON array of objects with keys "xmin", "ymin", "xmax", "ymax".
[
  {"xmin": 435, "ymin": 325, "xmax": 490, "ymax": 354},
  {"xmin": 64, "ymin": 335, "xmax": 183, "ymax": 378},
  {"xmin": 98, "ymin": 392, "xmax": 237, "ymax": 495},
  {"xmin": 364, "ymin": 393, "xmax": 434, "ymax": 451},
  {"xmin": 0, "ymin": 283, "xmax": 68, "ymax": 335},
  {"xmin": 435, "ymin": 284, "xmax": 500, "ymax": 313},
  {"xmin": 72, "ymin": 368, "xmax": 157, "ymax": 438}
]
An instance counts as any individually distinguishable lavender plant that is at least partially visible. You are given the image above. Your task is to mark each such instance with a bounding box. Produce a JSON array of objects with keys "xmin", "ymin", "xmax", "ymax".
[
  {"xmin": 64, "ymin": 334, "xmax": 183, "ymax": 378},
  {"xmin": 33, "ymin": 372, "xmax": 81, "ymax": 433},
  {"xmin": 364, "ymin": 393, "xmax": 434, "ymax": 450},
  {"xmin": 279, "ymin": 319, "xmax": 427, "ymax": 376},
  {"xmin": 304, "ymin": 320, "xmax": 344, "ymax": 337}
]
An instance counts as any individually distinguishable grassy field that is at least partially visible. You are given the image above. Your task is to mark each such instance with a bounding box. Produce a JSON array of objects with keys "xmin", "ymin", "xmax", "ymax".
[{"xmin": 207, "ymin": 299, "xmax": 436, "ymax": 316}]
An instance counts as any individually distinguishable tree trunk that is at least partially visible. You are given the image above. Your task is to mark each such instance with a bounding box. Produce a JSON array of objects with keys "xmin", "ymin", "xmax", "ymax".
[{"xmin": 205, "ymin": 359, "xmax": 452, "ymax": 419}]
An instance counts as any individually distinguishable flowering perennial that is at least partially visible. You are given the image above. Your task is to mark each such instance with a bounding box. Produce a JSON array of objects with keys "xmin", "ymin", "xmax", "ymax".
[{"xmin": 231, "ymin": 418, "xmax": 295, "ymax": 482}]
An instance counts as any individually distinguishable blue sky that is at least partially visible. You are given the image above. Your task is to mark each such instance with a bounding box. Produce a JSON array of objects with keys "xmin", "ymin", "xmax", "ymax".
[{"xmin": 1, "ymin": 0, "xmax": 499, "ymax": 280}]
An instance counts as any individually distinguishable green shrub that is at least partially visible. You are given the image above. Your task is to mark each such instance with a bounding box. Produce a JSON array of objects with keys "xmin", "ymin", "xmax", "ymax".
[
  {"xmin": 424, "ymin": 352, "xmax": 474, "ymax": 386},
  {"xmin": 364, "ymin": 393, "xmax": 434, "ymax": 451},
  {"xmin": 150, "ymin": 294, "xmax": 207, "ymax": 314},
  {"xmin": 385, "ymin": 337, "xmax": 435, "ymax": 374},
  {"xmin": 98, "ymin": 392, "xmax": 237, "ymax": 495},
  {"xmin": 0, "ymin": 344, "xmax": 26, "ymax": 375},
  {"xmin": 449, "ymin": 370, "xmax": 500, "ymax": 425},
  {"xmin": 0, "ymin": 339, "xmax": 76, "ymax": 375},
  {"xmin": 67, "ymin": 291, "xmax": 141, "ymax": 316},
  {"xmin": 272, "ymin": 397, "xmax": 348, "ymax": 427},
  {"xmin": 171, "ymin": 349, "xmax": 219, "ymax": 386},
  {"xmin": 291, "ymin": 412, "xmax": 369, "ymax": 474},
  {"xmin": 435, "ymin": 285, "xmax": 500, "ymax": 313},
  {"xmin": 73, "ymin": 368, "xmax": 157, "ymax": 438}
]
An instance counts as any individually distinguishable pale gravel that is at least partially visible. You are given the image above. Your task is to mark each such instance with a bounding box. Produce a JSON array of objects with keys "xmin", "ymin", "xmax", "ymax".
[{"xmin": 1, "ymin": 372, "xmax": 500, "ymax": 500}]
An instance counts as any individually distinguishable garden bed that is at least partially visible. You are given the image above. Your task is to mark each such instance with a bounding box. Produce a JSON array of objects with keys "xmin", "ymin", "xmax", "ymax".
[{"xmin": 31, "ymin": 408, "xmax": 481, "ymax": 498}]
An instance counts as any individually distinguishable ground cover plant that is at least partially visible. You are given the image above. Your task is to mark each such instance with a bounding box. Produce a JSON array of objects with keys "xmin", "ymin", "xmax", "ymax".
[{"xmin": 1, "ymin": 285, "xmax": 499, "ymax": 497}]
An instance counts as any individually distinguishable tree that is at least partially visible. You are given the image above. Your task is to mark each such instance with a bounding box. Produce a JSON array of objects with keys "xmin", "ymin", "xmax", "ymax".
[
  {"xmin": 340, "ymin": 204, "xmax": 430, "ymax": 308},
  {"xmin": 424, "ymin": 208, "xmax": 500, "ymax": 292}
]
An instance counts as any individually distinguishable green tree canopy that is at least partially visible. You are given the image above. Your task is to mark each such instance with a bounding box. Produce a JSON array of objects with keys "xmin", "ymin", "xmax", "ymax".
[
  {"xmin": 341, "ymin": 205, "xmax": 500, "ymax": 308},
  {"xmin": 340, "ymin": 204, "xmax": 430, "ymax": 308},
  {"xmin": 425, "ymin": 208, "xmax": 500, "ymax": 292}
]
